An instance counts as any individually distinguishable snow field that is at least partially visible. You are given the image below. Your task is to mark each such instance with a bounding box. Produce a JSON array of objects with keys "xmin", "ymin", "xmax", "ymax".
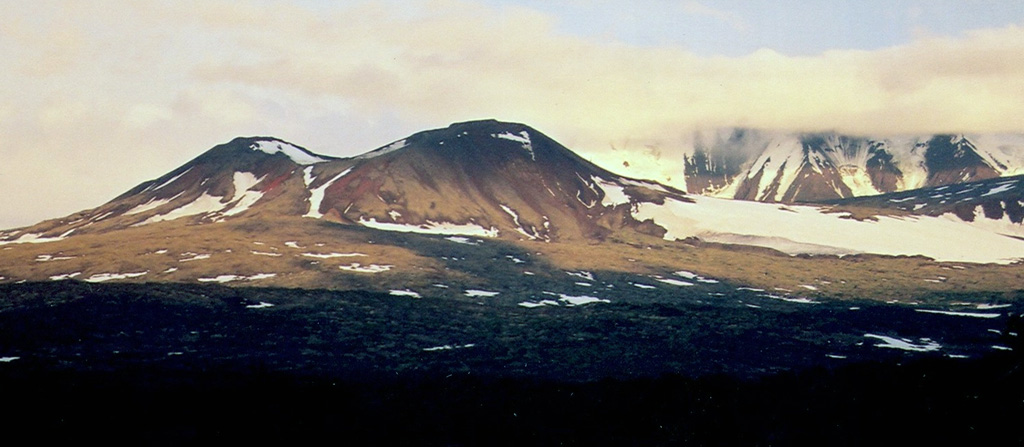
[{"xmin": 632, "ymin": 195, "xmax": 1024, "ymax": 264}]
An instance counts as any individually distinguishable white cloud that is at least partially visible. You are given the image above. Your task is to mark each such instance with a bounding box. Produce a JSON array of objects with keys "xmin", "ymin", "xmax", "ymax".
[{"xmin": 1, "ymin": 0, "xmax": 1023, "ymax": 228}]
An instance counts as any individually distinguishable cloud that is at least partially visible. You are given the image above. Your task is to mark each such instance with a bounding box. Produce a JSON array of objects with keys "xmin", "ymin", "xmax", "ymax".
[
  {"xmin": 190, "ymin": 2, "xmax": 1024, "ymax": 142},
  {"xmin": 1, "ymin": 0, "xmax": 1023, "ymax": 228}
]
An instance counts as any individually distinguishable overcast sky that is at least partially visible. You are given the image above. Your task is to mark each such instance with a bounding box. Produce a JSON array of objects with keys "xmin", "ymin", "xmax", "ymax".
[{"xmin": 2, "ymin": 0, "xmax": 1023, "ymax": 229}]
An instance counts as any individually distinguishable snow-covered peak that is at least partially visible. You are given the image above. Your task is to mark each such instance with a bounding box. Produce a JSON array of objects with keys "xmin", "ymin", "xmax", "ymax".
[{"xmin": 249, "ymin": 140, "xmax": 329, "ymax": 165}]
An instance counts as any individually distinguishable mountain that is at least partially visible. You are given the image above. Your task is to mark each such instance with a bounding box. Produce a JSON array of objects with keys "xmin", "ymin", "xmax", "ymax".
[
  {"xmin": 4, "ymin": 121, "xmax": 1023, "ymax": 446},
  {"xmin": 827, "ymin": 173, "xmax": 1024, "ymax": 232},
  {"xmin": 2, "ymin": 120, "xmax": 679, "ymax": 244},
  {"xmin": 622, "ymin": 130, "xmax": 1024, "ymax": 203},
  {"xmin": 1, "ymin": 120, "xmax": 1023, "ymax": 295}
]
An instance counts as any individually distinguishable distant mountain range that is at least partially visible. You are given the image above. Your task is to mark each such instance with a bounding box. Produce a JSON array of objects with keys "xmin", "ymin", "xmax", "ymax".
[
  {"xmin": 641, "ymin": 130, "xmax": 1024, "ymax": 203},
  {"xmin": 1, "ymin": 120, "xmax": 1022, "ymax": 292}
]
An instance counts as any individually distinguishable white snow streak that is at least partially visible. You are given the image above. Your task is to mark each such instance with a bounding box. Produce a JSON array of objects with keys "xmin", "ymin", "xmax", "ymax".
[
  {"xmin": 245, "ymin": 302, "xmax": 275, "ymax": 309},
  {"xmin": 493, "ymin": 131, "xmax": 534, "ymax": 160},
  {"xmin": 304, "ymin": 168, "xmax": 353, "ymax": 219},
  {"xmin": 0, "ymin": 232, "xmax": 69, "ymax": 245},
  {"xmin": 656, "ymin": 278, "xmax": 694, "ymax": 287},
  {"xmin": 141, "ymin": 193, "xmax": 226, "ymax": 224},
  {"xmin": 359, "ymin": 218, "xmax": 499, "ymax": 238},
  {"xmin": 558, "ymin": 294, "xmax": 610, "ymax": 306},
  {"xmin": 389, "ymin": 289, "xmax": 421, "ymax": 298},
  {"xmin": 914, "ymin": 309, "xmax": 1001, "ymax": 319},
  {"xmin": 864, "ymin": 334, "xmax": 942, "ymax": 352},
  {"xmin": 197, "ymin": 273, "xmax": 276, "ymax": 283},
  {"xmin": 465, "ymin": 289, "xmax": 500, "ymax": 297},
  {"xmin": 221, "ymin": 172, "xmax": 266, "ymax": 217},
  {"xmin": 84, "ymin": 272, "xmax": 148, "ymax": 283},
  {"xmin": 302, "ymin": 252, "xmax": 366, "ymax": 258},
  {"xmin": 357, "ymin": 139, "xmax": 408, "ymax": 159},
  {"xmin": 249, "ymin": 140, "xmax": 328, "ymax": 165}
]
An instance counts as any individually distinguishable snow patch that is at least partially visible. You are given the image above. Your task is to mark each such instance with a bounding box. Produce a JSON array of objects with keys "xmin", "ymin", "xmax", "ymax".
[
  {"xmin": 142, "ymin": 193, "xmax": 226, "ymax": 224},
  {"xmin": 249, "ymin": 140, "xmax": 328, "ymax": 165},
  {"xmin": 423, "ymin": 343, "xmax": 475, "ymax": 352},
  {"xmin": 246, "ymin": 302, "xmax": 275, "ymax": 309},
  {"xmin": 49, "ymin": 272, "xmax": 81, "ymax": 281},
  {"xmin": 977, "ymin": 303, "xmax": 1012, "ymax": 310},
  {"xmin": 389, "ymin": 289, "xmax": 421, "ymax": 298},
  {"xmin": 305, "ymin": 168, "xmax": 353, "ymax": 219},
  {"xmin": 559, "ymin": 294, "xmax": 610, "ymax": 306},
  {"xmin": 0, "ymin": 232, "xmax": 69, "ymax": 245},
  {"xmin": 197, "ymin": 273, "xmax": 276, "ymax": 283},
  {"xmin": 761, "ymin": 293, "xmax": 817, "ymax": 304},
  {"xmin": 631, "ymin": 195, "xmax": 1024, "ymax": 264},
  {"xmin": 981, "ymin": 182, "xmax": 1015, "ymax": 197},
  {"xmin": 500, "ymin": 204, "xmax": 539, "ymax": 240},
  {"xmin": 592, "ymin": 176, "xmax": 630, "ymax": 207},
  {"xmin": 221, "ymin": 172, "xmax": 266, "ymax": 217},
  {"xmin": 493, "ymin": 131, "xmax": 534, "ymax": 160},
  {"xmin": 518, "ymin": 300, "xmax": 561, "ymax": 308},
  {"xmin": 84, "ymin": 271, "xmax": 148, "ymax": 283},
  {"xmin": 674, "ymin": 271, "xmax": 719, "ymax": 283},
  {"xmin": 446, "ymin": 236, "xmax": 480, "ymax": 245},
  {"xmin": 35, "ymin": 254, "xmax": 74, "ymax": 262},
  {"xmin": 360, "ymin": 218, "xmax": 499, "ymax": 238},
  {"xmin": 656, "ymin": 278, "xmax": 694, "ymax": 287},
  {"xmin": 126, "ymin": 193, "xmax": 182, "ymax": 215},
  {"xmin": 302, "ymin": 252, "xmax": 366, "ymax": 258},
  {"xmin": 864, "ymin": 334, "xmax": 942, "ymax": 352},
  {"xmin": 339, "ymin": 263, "xmax": 392, "ymax": 273},
  {"xmin": 357, "ymin": 139, "xmax": 408, "ymax": 159},
  {"xmin": 914, "ymin": 309, "xmax": 1001, "ymax": 319},
  {"xmin": 465, "ymin": 289, "xmax": 500, "ymax": 297},
  {"xmin": 566, "ymin": 271, "xmax": 595, "ymax": 282},
  {"xmin": 150, "ymin": 167, "xmax": 193, "ymax": 192}
]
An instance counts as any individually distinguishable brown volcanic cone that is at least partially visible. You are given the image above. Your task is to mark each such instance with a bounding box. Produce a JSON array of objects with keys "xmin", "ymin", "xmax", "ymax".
[{"xmin": 311, "ymin": 120, "xmax": 683, "ymax": 241}]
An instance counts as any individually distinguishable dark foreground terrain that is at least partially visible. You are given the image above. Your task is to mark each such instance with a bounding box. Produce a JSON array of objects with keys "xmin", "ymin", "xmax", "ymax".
[{"xmin": 1, "ymin": 281, "xmax": 1022, "ymax": 445}]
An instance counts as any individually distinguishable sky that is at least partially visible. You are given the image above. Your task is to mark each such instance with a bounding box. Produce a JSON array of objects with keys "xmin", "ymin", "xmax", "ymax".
[{"xmin": 2, "ymin": 0, "xmax": 1023, "ymax": 229}]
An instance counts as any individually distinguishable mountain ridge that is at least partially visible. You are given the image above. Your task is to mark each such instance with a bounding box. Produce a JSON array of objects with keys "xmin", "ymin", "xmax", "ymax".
[
  {"xmin": 610, "ymin": 129, "xmax": 1024, "ymax": 204},
  {"xmin": 1, "ymin": 119, "xmax": 1023, "ymax": 293}
]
